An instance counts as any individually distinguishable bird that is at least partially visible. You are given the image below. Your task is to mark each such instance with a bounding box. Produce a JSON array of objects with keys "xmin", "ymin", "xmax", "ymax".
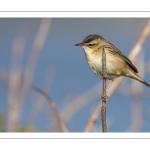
[{"xmin": 75, "ymin": 34, "xmax": 150, "ymax": 88}]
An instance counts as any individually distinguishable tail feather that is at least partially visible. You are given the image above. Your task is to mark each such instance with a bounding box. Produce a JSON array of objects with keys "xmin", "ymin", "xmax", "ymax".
[
  {"xmin": 126, "ymin": 71, "xmax": 150, "ymax": 87},
  {"xmin": 139, "ymin": 78, "xmax": 150, "ymax": 87},
  {"xmin": 141, "ymin": 79, "xmax": 150, "ymax": 87}
]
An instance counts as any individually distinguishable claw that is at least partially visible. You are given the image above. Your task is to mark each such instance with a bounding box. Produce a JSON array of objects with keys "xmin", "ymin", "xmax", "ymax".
[
  {"xmin": 102, "ymin": 73, "xmax": 109, "ymax": 79},
  {"xmin": 101, "ymin": 95, "xmax": 110, "ymax": 102}
]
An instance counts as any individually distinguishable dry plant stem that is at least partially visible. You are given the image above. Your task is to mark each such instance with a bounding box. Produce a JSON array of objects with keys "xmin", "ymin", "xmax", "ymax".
[
  {"xmin": 61, "ymin": 83, "xmax": 101, "ymax": 121},
  {"xmin": 101, "ymin": 47, "xmax": 107, "ymax": 132},
  {"xmin": 7, "ymin": 28, "xmax": 28, "ymax": 131},
  {"xmin": 20, "ymin": 19, "xmax": 52, "ymax": 102},
  {"xmin": 27, "ymin": 67, "xmax": 54, "ymax": 126},
  {"xmin": 106, "ymin": 80, "xmax": 113, "ymax": 92},
  {"xmin": 107, "ymin": 20, "xmax": 150, "ymax": 97},
  {"xmin": 7, "ymin": 19, "xmax": 51, "ymax": 132},
  {"xmin": 84, "ymin": 20, "xmax": 150, "ymax": 132},
  {"xmin": 84, "ymin": 83, "xmax": 110, "ymax": 132},
  {"xmin": 14, "ymin": 19, "xmax": 52, "ymax": 129},
  {"xmin": 84, "ymin": 102, "xmax": 102, "ymax": 132},
  {"xmin": 50, "ymin": 83, "xmax": 102, "ymax": 131},
  {"xmin": 30, "ymin": 84, "xmax": 69, "ymax": 132},
  {"xmin": 127, "ymin": 52, "xmax": 145, "ymax": 132},
  {"xmin": 128, "ymin": 20, "xmax": 150, "ymax": 62}
]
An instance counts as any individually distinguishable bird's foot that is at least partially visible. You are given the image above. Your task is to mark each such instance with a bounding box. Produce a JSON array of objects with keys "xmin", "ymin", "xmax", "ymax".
[
  {"xmin": 101, "ymin": 94, "xmax": 110, "ymax": 102},
  {"xmin": 102, "ymin": 73, "xmax": 109, "ymax": 79}
]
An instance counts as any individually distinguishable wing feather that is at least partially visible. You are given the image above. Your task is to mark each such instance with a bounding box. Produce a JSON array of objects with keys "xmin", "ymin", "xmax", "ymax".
[{"xmin": 102, "ymin": 42, "xmax": 138, "ymax": 73}]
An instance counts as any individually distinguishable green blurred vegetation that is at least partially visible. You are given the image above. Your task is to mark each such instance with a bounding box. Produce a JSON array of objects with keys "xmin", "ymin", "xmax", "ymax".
[{"xmin": 0, "ymin": 113, "xmax": 37, "ymax": 132}]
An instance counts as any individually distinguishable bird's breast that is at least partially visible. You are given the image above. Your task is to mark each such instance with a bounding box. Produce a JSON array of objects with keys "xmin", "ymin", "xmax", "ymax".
[
  {"xmin": 84, "ymin": 50, "xmax": 126, "ymax": 80},
  {"xmin": 85, "ymin": 51, "xmax": 103, "ymax": 78}
]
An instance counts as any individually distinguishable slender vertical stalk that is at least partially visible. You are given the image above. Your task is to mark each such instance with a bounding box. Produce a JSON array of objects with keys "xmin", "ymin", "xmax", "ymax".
[
  {"xmin": 84, "ymin": 20, "xmax": 150, "ymax": 132},
  {"xmin": 101, "ymin": 47, "xmax": 107, "ymax": 132}
]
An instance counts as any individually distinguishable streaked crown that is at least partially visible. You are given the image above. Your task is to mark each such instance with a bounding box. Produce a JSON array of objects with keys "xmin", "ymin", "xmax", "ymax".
[{"xmin": 75, "ymin": 34, "xmax": 104, "ymax": 48}]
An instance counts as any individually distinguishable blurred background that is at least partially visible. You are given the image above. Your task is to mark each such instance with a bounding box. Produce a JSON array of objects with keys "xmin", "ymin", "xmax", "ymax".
[{"xmin": 0, "ymin": 18, "xmax": 150, "ymax": 132}]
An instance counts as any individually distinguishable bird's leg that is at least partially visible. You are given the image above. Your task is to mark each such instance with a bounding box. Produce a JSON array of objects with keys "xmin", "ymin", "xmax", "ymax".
[{"xmin": 102, "ymin": 73, "xmax": 109, "ymax": 79}]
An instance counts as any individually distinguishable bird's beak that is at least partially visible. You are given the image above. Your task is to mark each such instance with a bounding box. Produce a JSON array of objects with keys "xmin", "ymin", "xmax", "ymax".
[{"xmin": 75, "ymin": 43, "xmax": 83, "ymax": 46}]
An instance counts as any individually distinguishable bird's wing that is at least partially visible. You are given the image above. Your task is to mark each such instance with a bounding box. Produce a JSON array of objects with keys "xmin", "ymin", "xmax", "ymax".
[{"xmin": 102, "ymin": 42, "xmax": 138, "ymax": 73}]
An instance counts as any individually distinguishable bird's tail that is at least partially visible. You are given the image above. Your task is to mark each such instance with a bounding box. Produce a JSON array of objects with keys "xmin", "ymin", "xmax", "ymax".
[{"xmin": 126, "ymin": 71, "xmax": 150, "ymax": 87}]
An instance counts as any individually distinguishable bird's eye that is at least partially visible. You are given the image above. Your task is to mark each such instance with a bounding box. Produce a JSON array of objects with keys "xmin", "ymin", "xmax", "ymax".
[{"xmin": 88, "ymin": 43, "xmax": 95, "ymax": 47}]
